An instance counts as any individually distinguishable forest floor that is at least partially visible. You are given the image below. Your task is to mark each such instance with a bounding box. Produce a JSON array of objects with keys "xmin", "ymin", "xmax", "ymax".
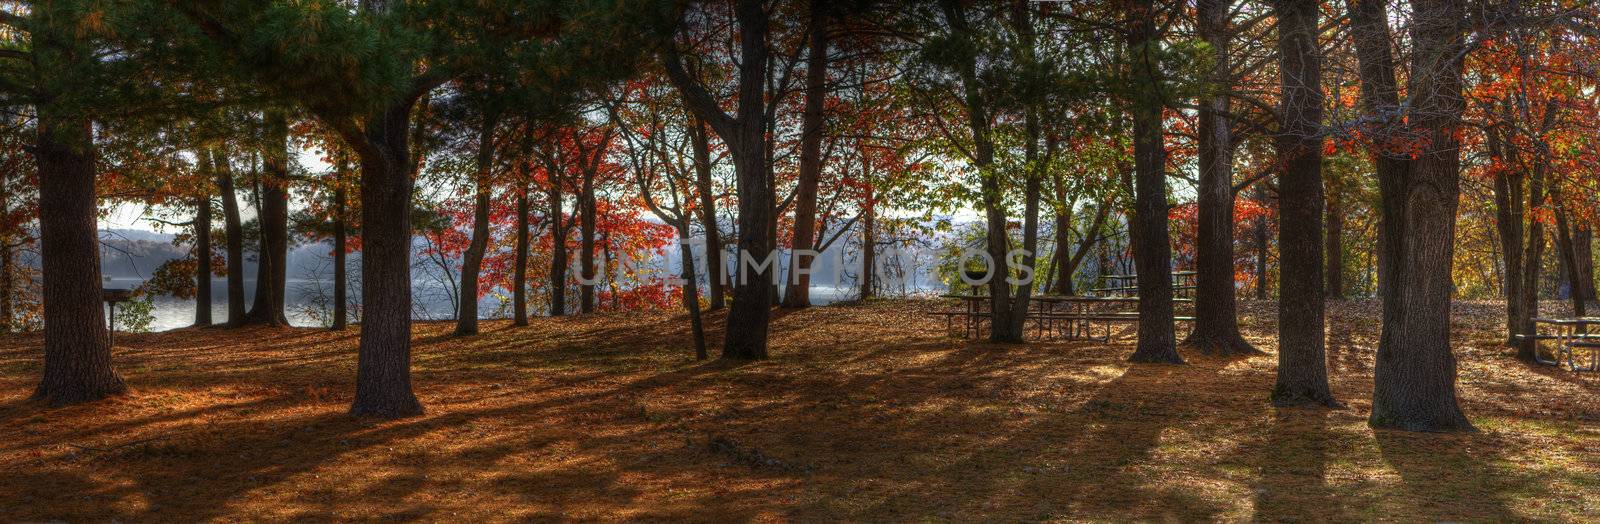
[{"xmin": 1, "ymin": 299, "xmax": 1597, "ymax": 522}]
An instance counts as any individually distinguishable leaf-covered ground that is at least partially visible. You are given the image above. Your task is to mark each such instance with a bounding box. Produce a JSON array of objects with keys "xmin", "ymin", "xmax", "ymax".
[{"xmin": 1, "ymin": 300, "xmax": 1596, "ymax": 521}]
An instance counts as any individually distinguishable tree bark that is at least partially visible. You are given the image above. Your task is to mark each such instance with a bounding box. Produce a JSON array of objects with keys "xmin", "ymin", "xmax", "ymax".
[
  {"xmin": 1326, "ymin": 187, "xmax": 1343, "ymax": 299},
  {"xmin": 860, "ymin": 182, "xmax": 877, "ymax": 299},
  {"xmin": 513, "ymin": 182, "xmax": 530, "ymax": 326},
  {"xmin": 1364, "ymin": 0, "xmax": 1472, "ymax": 432},
  {"xmin": 548, "ymin": 179, "xmax": 569, "ymax": 316},
  {"xmin": 662, "ymin": 0, "xmax": 775, "ymax": 359},
  {"xmin": 1184, "ymin": 0, "xmax": 1258, "ymax": 356},
  {"xmin": 456, "ymin": 112, "xmax": 497, "ymax": 335},
  {"xmin": 1554, "ymin": 209, "xmax": 1586, "ymax": 317},
  {"xmin": 347, "ymin": 102, "xmax": 424, "ymax": 419},
  {"xmin": 1124, "ymin": 0, "xmax": 1181, "ymax": 363},
  {"xmin": 579, "ymin": 159, "xmax": 597, "ymax": 314},
  {"xmin": 687, "ymin": 116, "xmax": 724, "ymax": 310},
  {"xmin": 33, "ymin": 110, "xmax": 126, "ymax": 405},
  {"xmin": 246, "ymin": 112, "xmax": 290, "ymax": 326},
  {"xmin": 1271, "ymin": 0, "xmax": 1336, "ymax": 406},
  {"xmin": 784, "ymin": 0, "xmax": 829, "ymax": 309},
  {"xmin": 193, "ymin": 159, "xmax": 214, "ymax": 327},
  {"xmin": 213, "ymin": 149, "xmax": 247, "ymax": 326}
]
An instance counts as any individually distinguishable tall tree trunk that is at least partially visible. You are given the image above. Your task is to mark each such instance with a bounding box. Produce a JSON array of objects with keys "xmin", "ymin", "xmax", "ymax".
[
  {"xmin": 1554, "ymin": 209, "xmax": 1586, "ymax": 317},
  {"xmin": 513, "ymin": 183, "xmax": 530, "ymax": 326},
  {"xmin": 246, "ymin": 112, "xmax": 290, "ymax": 326},
  {"xmin": 579, "ymin": 168, "xmax": 597, "ymax": 314},
  {"xmin": 678, "ymin": 220, "xmax": 708, "ymax": 359},
  {"xmin": 193, "ymin": 165, "xmax": 214, "ymax": 327},
  {"xmin": 1051, "ymin": 212, "xmax": 1073, "ymax": 295},
  {"xmin": 456, "ymin": 112, "xmax": 497, "ymax": 336},
  {"xmin": 347, "ymin": 102, "xmax": 424, "ymax": 419},
  {"xmin": 1185, "ymin": 0, "xmax": 1257, "ymax": 355},
  {"xmin": 663, "ymin": 0, "xmax": 775, "ymax": 359},
  {"xmin": 1365, "ymin": 0, "xmax": 1472, "ymax": 432},
  {"xmin": 1577, "ymin": 225, "xmax": 1596, "ymax": 303},
  {"xmin": 860, "ymin": 182, "xmax": 877, "ymax": 299},
  {"xmin": 332, "ymin": 180, "xmax": 348, "ymax": 331},
  {"xmin": 32, "ymin": 110, "xmax": 125, "ymax": 405},
  {"xmin": 1272, "ymin": 0, "xmax": 1336, "ymax": 406},
  {"xmin": 784, "ymin": 0, "xmax": 829, "ymax": 309},
  {"xmin": 0, "ymin": 173, "xmax": 11, "ymax": 332},
  {"xmin": 1124, "ymin": 0, "xmax": 1180, "ymax": 363},
  {"xmin": 548, "ymin": 183, "xmax": 568, "ymax": 316},
  {"xmin": 1326, "ymin": 187, "xmax": 1344, "ymax": 299},
  {"xmin": 687, "ymin": 116, "xmax": 724, "ymax": 310},
  {"xmin": 214, "ymin": 149, "xmax": 246, "ymax": 326}
]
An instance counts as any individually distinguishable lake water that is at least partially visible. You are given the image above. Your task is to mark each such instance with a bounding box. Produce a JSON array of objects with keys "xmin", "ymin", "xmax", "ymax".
[{"xmin": 118, "ymin": 278, "xmax": 873, "ymax": 332}]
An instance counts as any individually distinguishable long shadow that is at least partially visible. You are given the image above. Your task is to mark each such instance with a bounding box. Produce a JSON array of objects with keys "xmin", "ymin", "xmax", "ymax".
[
  {"xmin": 1250, "ymin": 409, "xmax": 1341, "ymax": 522},
  {"xmin": 1374, "ymin": 430, "xmax": 1519, "ymax": 522}
]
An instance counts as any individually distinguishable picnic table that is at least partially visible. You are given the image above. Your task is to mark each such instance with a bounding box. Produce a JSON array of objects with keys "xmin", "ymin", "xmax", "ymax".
[
  {"xmin": 1520, "ymin": 317, "xmax": 1600, "ymax": 371},
  {"xmin": 932, "ymin": 294, "xmax": 1194, "ymax": 341}
]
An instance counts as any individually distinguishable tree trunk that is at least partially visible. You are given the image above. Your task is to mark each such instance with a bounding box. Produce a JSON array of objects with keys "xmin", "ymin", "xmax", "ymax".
[
  {"xmin": 0, "ymin": 175, "xmax": 11, "ymax": 332},
  {"xmin": 548, "ymin": 182, "xmax": 569, "ymax": 316},
  {"xmin": 784, "ymin": 0, "xmax": 829, "ymax": 309},
  {"xmin": 860, "ymin": 183, "xmax": 877, "ymax": 299},
  {"xmin": 348, "ymin": 103, "xmax": 424, "ymax": 419},
  {"xmin": 1365, "ymin": 0, "xmax": 1472, "ymax": 432},
  {"xmin": 214, "ymin": 149, "xmax": 247, "ymax": 326},
  {"xmin": 687, "ymin": 116, "xmax": 724, "ymax": 310},
  {"xmin": 678, "ymin": 220, "xmax": 708, "ymax": 360},
  {"xmin": 246, "ymin": 113, "xmax": 290, "ymax": 326},
  {"xmin": 1326, "ymin": 187, "xmax": 1344, "ymax": 299},
  {"xmin": 1554, "ymin": 210, "xmax": 1586, "ymax": 317},
  {"xmin": 513, "ymin": 183, "xmax": 530, "ymax": 327},
  {"xmin": 32, "ymin": 110, "xmax": 126, "ymax": 405},
  {"xmin": 579, "ymin": 167, "xmax": 597, "ymax": 314},
  {"xmin": 1577, "ymin": 225, "xmax": 1596, "ymax": 303},
  {"xmin": 332, "ymin": 180, "xmax": 348, "ymax": 331},
  {"xmin": 1185, "ymin": 0, "xmax": 1257, "ymax": 356},
  {"xmin": 1124, "ymin": 0, "xmax": 1180, "ymax": 363},
  {"xmin": 1271, "ymin": 0, "xmax": 1336, "ymax": 406},
  {"xmin": 193, "ymin": 168, "xmax": 214, "ymax": 327},
  {"xmin": 455, "ymin": 112, "xmax": 497, "ymax": 336}
]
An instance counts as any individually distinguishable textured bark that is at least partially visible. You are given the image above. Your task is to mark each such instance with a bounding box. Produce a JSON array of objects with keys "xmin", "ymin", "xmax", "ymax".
[
  {"xmin": 213, "ymin": 150, "xmax": 247, "ymax": 326},
  {"xmin": 662, "ymin": 0, "xmax": 775, "ymax": 359},
  {"xmin": 33, "ymin": 110, "xmax": 125, "ymax": 405},
  {"xmin": 1184, "ymin": 0, "xmax": 1258, "ymax": 356},
  {"xmin": 578, "ymin": 160, "xmax": 597, "ymax": 314},
  {"xmin": 1577, "ymin": 226, "xmax": 1596, "ymax": 303},
  {"xmin": 678, "ymin": 220, "xmax": 709, "ymax": 360},
  {"xmin": 1554, "ymin": 210, "xmax": 1586, "ymax": 317},
  {"xmin": 347, "ymin": 102, "xmax": 424, "ymax": 419},
  {"xmin": 1271, "ymin": 0, "xmax": 1336, "ymax": 407},
  {"xmin": 193, "ymin": 169, "xmax": 213, "ymax": 327},
  {"xmin": 547, "ymin": 179, "xmax": 569, "ymax": 317},
  {"xmin": 1124, "ymin": 0, "xmax": 1180, "ymax": 363},
  {"xmin": 686, "ymin": 116, "xmax": 724, "ymax": 310},
  {"xmin": 0, "ymin": 181, "xmax": 11, "ymax": 333},
  {"xmin": 860, "ymin": 183, "xmax": 877, "ymax": 299},
  {"xmin": 513, "ymin": 183, "xmax": 530, "ymax": 327},
  {"xmin": 332, "ymin": 181, "xmax": 348, "ymax": 331},
  {"xmin": 245, "ymin": 113, "xmax": 290, "ymax": 326},
  {"xmin": 1365, "ymin": 0, "xmax": 1473, "ymax": 432},
  {"xmin": 456, "ymin": 113, "xmax": 497, "ymax": 336},
  {"xmin": 784, "ymin": 0, "xmax": 829, "ymax": 309}
]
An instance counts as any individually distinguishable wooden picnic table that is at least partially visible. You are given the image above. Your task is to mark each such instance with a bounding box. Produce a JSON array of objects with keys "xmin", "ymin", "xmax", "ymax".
[
  {"xmin": 1524, "ymin": 317, "xmax": 1600, "ymax": 370},
  {"xmin": 934, "ymin": 294, "xmax": 1194, "ymax": 340}
]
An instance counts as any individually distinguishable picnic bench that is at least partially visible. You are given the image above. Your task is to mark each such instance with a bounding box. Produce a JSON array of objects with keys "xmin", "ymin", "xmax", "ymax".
[
  {"xmin": 932, "ymin": 294, "xmax": 1194, "ymax": 341},
  {"xmin": 1515, "ymin": 317, "xmax": 1600, "ymax": 371}
]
